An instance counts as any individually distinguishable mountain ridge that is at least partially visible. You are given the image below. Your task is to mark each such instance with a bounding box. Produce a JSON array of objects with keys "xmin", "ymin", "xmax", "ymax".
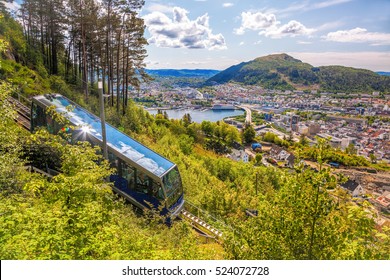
[{"xmin": 206, "ymin": 54, "xmax": 390, "ymax": 93}]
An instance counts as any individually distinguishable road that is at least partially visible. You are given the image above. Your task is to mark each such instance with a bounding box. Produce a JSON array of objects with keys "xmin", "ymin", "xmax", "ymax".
[{"xmin": 237, "ymin": 105, "xmax": 252, "ymax": 124}]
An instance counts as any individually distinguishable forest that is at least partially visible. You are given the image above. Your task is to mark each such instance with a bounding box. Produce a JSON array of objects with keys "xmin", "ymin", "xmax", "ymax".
[{"xmin": 1, "ymin": 2, "xmax": 389, "ymax": 260}]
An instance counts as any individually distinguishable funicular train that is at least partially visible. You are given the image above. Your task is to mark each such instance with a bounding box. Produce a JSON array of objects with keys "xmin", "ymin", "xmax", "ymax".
[{"xmin": 30, "ymin": 94, "xmax": 184, "ymax": 218}]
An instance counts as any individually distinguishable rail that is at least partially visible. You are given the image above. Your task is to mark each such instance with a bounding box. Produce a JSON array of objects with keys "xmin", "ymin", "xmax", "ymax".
[
  {"xmin": 181, "ymin": 200, "xmax": 233, "ymax": 240},
  {"xmin": 7, "ymin": 95, "xmax": 31, "ymax": 130},
  {"xmin": 24, "ymin": 165, "xmax": 59, "ymax": 178},
  {"xmin": 10, "ymin": 93, "xmax": 232, "ymax": 241}
]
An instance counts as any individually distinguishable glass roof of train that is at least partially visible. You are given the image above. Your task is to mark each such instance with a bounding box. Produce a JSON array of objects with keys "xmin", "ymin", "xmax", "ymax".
[{"xmin": 35, "ymin": 94, "xmax": 174, "ymax": 177}]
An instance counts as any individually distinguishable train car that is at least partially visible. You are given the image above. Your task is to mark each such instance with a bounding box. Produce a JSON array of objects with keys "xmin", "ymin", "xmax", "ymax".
[{"xmin": 30, "ymin": 94, "xmax": 184, "ymax": 218}]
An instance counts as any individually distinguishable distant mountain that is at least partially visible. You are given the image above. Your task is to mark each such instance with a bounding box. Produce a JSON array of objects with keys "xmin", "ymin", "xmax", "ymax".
[
  {"xmin": 377, "ymin": 72, "xmax": 390, "ymax": 76},
  {"xmin": 146, "ymin": 69, "xmax": 220, "ymax": 78},
  {"xmin": 206, "ymin": 54, "xmax": 390, "ymax": 93}
]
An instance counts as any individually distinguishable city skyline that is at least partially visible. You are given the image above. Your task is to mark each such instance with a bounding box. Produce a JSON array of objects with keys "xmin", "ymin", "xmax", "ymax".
[{"xmin": 141, "ymin": 0, "xmax": 390, "ymax": 71}]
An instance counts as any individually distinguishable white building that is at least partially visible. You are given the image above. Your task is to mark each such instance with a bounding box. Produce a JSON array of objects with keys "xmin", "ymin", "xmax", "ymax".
[{"xmin": 228, "ymin": 149, "xmax": 249, "ymax": 163}]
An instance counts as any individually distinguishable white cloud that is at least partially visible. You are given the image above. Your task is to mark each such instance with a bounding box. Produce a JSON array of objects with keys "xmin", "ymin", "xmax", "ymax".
[
  {"xmin": 316, "ymin": 21, "xmax": 345, "ymax": 32},
  {"xmin": 144, "ymin": 7, "xmax": 227, "ymax": 50},
  {"xmin": 2, "ymin": 1, "xmax": 21, "ymax": 12},
  {"xmin": 235, "ymin": 11, "xmax": 314, "ymax": 38},
  {"xmin": 288, "ymin": 52, "xmax": 390, "ymax": 71},
  {"xmin": 324, "ymin": 28, "xmax": 390, "ymax": 46},
  {"xmin": 268, "ymin": 0, "xmax": 353, "ymax": 17},
  {"xmin": 145, "ymin": 3, "xmax": 174, "ymax": 14},
  {"xmin": 297, "ymin": 41, "xmax": 312, "ymax": 45},
  {"xmin": 312, "ymin": 0, "xmax": 352, "ymax": 10},
  {"xmin": 146, "ymin": 60, "xmax": 160, "ymax": 67},
  {"xmin": 239, "ymin": 41, "xmax": 245, "ymax": 46},
  {"xmin": 223, "ymin": 3, "xmax": 234, "ymax": 8},
  {"xmin": 234, "ymin": 12, "xmax": 278, "ymax": 35},
  {"xmin": 261, "ymin": 20, "xmax": 315, "ymax": 38}
]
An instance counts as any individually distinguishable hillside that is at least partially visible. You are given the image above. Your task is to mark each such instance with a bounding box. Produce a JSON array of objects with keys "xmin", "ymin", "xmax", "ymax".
[
  {"xmin": 1, "ymin": 7, "xmax": 390, "ymax": 261},
  {"xmin": 206, "ymin": 53, "xmax": 390, "ymax": 92}
]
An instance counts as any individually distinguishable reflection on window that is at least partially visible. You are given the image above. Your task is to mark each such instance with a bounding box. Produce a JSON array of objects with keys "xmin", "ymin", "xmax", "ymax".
[
  {"xmin": 163, "ymin": 168, "xmax": 180, "ymax": 197},
  {"xmin": 152, "ymin": 181, "xmax": 164, "ymax": 200},
  {"xmin": 121, "ymin": 162, "xmax": 135, "ymax": 189},
  {"xmin": 136, "ymin": 172, "xmax": 150, "ymax": 194}
]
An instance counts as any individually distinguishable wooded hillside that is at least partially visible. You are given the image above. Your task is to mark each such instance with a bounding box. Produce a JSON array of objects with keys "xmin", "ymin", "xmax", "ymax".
[
  {"xmin": 206, "ymin": 53, "xmax": 390, "ymax": 93},
  {"xmin": 1, "ymin": 6, "xmax": 389, "ymax": 260}
]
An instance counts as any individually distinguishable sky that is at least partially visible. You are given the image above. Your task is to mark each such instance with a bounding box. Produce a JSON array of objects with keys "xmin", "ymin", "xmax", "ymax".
[
  {"xmin": 141, "ymin": 0, "xmax": 390, "ymax": 71},
  {"xmin": 2, "ymin": 0, "xmax": 390, "ymax": 71}
]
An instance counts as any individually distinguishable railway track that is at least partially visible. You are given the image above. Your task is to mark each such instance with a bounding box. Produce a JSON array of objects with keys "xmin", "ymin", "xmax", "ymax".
[
  {"xmin": 9, "ymin": 95, "xmax": 226, "ymax": 240},
  {"xmin": 8, "ymin": 96, "xmax": 31, "ymax": 130},
  {"xmin": 180, "ymin": 201, "xmax": 227, "ymax": 241}
]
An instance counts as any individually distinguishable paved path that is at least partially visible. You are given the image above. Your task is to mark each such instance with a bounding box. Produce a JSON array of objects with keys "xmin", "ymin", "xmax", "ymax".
[{"xmin": 237, "ymin": 105, "xmax": 252, "ymax": 124}]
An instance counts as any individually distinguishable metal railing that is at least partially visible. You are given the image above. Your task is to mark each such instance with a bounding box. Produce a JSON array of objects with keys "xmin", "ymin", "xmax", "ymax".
[{"xmin": 181, "ymin": 200, "xmax": 236, "ymax": 240}]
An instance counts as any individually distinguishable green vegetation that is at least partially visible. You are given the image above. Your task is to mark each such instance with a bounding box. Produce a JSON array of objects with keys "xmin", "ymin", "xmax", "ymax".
[
  {"xmin": 242, "ymin": 123, "xmax": 256, "ymax": 144},
  {"xmin": 200, "ymin": 120, "xmax": 241, "ymax": 154},
  {"xmin": 232, "ymin": 111, "xmax": 266, "ymax": 126},
  {"xmin": 1, "ymin": 8, "xmax": 389, "ymax": 260},
  {"xmin": 298, "ymin": 139, "xmax": 370, "ymax": 167},
  {"xmin": 207, "ymin": 53, "xmax": 390, "ymax": 93},
  {"xmin": 0, "ymin": 79, "xmax": 222, "ymax": 260},
  {"xmin": 261, "ymin": 131, "xmax": 291, "ymax": 148}
]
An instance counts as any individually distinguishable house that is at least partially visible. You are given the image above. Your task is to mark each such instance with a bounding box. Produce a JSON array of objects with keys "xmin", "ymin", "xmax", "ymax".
[
  {"xmin": 228, "ymin": 149, "xmax": 249, "ymax": 163},
  {"xmin": 341, "ymin": 179, "xmax": 365, "ymax": 197},
  {"xmin": 269, "ymin": 145, "xmax": 295, "ymax": 168},
  {"xmin": 375, "ymin": 191, "xmax": 390, "ymax": 211}
]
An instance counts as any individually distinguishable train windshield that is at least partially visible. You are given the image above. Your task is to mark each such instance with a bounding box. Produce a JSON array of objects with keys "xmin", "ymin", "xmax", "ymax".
[{"xmin": 163, "ymin": 167, "xmax": 183, "ymax": 208}]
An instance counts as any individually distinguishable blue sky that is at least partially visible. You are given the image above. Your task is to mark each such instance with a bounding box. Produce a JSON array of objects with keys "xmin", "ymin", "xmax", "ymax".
[
  {"xmin": 2, "ymin": 0, "xmax": 390, "ymax": 71},
  {"xmin": 141, "ymin": 0, "xmax": 390, "ymax": 71}
]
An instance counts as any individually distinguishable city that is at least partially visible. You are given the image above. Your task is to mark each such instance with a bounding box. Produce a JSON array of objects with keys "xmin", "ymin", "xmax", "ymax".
[
  {"xmin": 137, "ymin": 79, "xmax": 390, "ymax": 218},
  {"xmin": 1, "ymin": 0, "xmax": 389, "ymax": 267}
]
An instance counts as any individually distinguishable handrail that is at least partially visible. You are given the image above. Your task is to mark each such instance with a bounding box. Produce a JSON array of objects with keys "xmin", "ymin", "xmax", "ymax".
[
  {"xmin": 24, "ymin": 165, "xmax": 54, "ymax": 178},
  {"xmin": 184, "ymin": 200, "xmax": 230, "ymax": 229}
]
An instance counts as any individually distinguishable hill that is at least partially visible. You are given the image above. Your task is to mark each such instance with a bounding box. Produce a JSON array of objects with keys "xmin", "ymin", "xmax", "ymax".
[
  {"xmin": 146, "ymin": 69, "xmax": 220, "ymax": 78},
  {"xmin": 1, "ymin": 7, "xmax": 389, "ymax": 261},
  {"xmin": 377, "ymin": 71, "xmax": 390, "ymax": 76},
  {"xmin": 206, "ymin": 54, "xmax": 390, "ymax": 93}
]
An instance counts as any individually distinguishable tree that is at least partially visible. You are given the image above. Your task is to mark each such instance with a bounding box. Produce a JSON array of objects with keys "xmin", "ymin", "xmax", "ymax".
[
  {"xmin": 18, "ymin": 0, "xmax": 148, "ymax": 112},
  {"xmin": 182, "ymin": 113, "xmax": 192, "ymax": 127},
  {"xmin": 201, "ymin": 120, "xmax": 214, "ymax": 136},
  {"xmin": 223, "ymin": 163, "xmax": 388, "ymax": 260},
  {"xmin": 255, "ymin": 153, "xmax": 262, "ymax": 166},
  {"xmin": 299, "ymin": 134, "xmax": 309, "ymax": 146},
  {"xmin": 345, "ymin": 143, "xmax": 357, "ymax": 155},
  {"xmin": 369, "ymin": 153, "xmax": 377, "ymax": 163},
  {"xmin": 242, "ymin": 123, "xmax": 256, "ymax": 144}
]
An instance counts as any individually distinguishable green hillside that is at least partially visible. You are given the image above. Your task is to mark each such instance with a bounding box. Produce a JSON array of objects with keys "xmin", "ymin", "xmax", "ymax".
[
  {"xmin": 1, "ymin": 7, "xmax": 389, "ymax": 260},
  {"xmin": 206, "ymin": 53, "xmax": 390, "ymax": 92}
]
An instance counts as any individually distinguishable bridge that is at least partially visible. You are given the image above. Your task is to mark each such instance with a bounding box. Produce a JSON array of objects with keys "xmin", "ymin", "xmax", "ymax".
[{"xmin": 236, "ymin": 105, "xmax": 252, "ymax": 124}]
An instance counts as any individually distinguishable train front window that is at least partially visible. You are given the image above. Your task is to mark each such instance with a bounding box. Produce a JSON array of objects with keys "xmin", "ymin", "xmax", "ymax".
[{"xmin": 163, "ymin": 167, "xmax": 183, "ymax": 208}]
